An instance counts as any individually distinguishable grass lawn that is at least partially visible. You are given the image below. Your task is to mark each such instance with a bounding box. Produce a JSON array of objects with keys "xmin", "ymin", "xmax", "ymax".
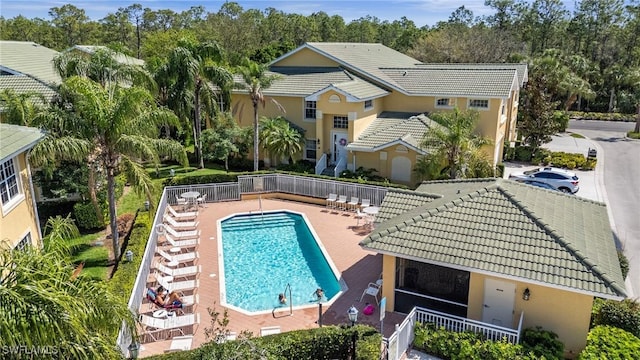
[
  {"xmin": 68, "ymin": 232, "xmax": 109, "ymax": 280},
  {"xmin": 146, "ymin": 162, "xmax": 228, "ymax": 179}
]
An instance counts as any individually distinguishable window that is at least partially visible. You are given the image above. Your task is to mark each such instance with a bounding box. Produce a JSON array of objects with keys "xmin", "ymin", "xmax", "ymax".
[
  {"xmin": 333, "ymin": 116, "xmax": 348, "ymax": 129},
  {"xmin": 305, "ymin": 101, "xmax": 317, "ymax": 119},
  {"xmin": 0, "ymin": 158, "xmax": 21, "ymax": 205},
  {"xmin": 436, "ymin": 98, "xmax": 452, "ymax": 107},
  {"xmin": 15, "ymin": 233, "xmax": 32, "ymax": 251},
  {"xmin": 364, "ymin": 99, "xmax": 373, "ymax": 110},
  {"xmin": 305, "ymin": 139, "xmax": 317, "ymax": 160},
  {"xmin": 501, "ymin": 104, "xmax": 506, "ymax": 115},
  {"xmin": 469, "ymin": 99, "xmax": 489, "ymax": 109}
]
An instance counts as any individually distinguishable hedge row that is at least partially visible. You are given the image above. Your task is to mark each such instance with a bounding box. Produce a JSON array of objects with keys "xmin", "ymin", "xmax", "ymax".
[
  {"xmin": 507, "ymin": 147, "xmax": 596, "ymax": 170},
  {"xmin": 145, "ymin": 325, "xmax": 381, "ymax": 360},
  {"xmin": 579, "ymin": 326, "xmax": 640, "ymax": 359},
  {"xmin": 569, "ymin": 111, "xmax": 636, "ymax": 122},
  {"xmin": 164, "ymin": 170, "xmax": 410, "ymax": 190}
]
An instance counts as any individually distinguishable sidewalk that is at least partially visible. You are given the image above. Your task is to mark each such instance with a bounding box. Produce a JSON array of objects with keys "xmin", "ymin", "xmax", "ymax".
[{"xmin": 502, "ymin": 133, "xmax": 604, "ymax": 203}]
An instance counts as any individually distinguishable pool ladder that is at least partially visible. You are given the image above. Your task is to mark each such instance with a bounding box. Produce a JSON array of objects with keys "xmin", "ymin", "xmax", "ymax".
[{"xmin": 283, "ymin": 283, "xmax": 293, "ymax": 316}]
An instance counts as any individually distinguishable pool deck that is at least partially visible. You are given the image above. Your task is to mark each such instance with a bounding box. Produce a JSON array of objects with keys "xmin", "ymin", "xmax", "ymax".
[{"xmin": 139, "ymin": 197, "xmax": 407, "ymax": 357}]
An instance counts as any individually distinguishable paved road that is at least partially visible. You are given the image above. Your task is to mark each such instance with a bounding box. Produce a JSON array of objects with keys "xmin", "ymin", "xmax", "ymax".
[{"xmin": 567, "ymin": 120, "xmax": 640, "ymax": 299}]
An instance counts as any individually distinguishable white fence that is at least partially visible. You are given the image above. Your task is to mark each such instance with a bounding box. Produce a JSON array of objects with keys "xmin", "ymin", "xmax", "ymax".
[
  {"xmin": 116, "ymin": 174, "xmax": 389, "ymax": 355},
  {"xmin": 384, "ymin": 307, "xmax": 524, "ymax": 360}
]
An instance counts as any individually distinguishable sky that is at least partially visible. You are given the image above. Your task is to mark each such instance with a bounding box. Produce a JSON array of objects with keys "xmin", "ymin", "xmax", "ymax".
[{"xmin": 0, "ymin": 0, "xmax": 577, "ymax": 28}]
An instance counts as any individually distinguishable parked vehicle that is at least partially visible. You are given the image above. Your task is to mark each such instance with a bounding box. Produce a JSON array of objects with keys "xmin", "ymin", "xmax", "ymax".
[
  {"xmin": 508, "ymin": 167, "xmax": 579, "ymax": 194},
  {"xmin": 521, "ymin": 180, "xmax": 570, "ymax": 193}
]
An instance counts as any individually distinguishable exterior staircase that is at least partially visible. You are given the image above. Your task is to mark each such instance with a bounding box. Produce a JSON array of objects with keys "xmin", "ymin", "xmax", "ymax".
[{"xmin": 321, "ymin": 165, "xmax": 336, "ymax": 177}]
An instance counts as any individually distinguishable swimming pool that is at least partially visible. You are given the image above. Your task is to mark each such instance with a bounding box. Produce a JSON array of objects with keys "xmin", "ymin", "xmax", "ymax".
[{"xmin": 218, "ymin": 210, "xmax": 342, "ymax": 314}]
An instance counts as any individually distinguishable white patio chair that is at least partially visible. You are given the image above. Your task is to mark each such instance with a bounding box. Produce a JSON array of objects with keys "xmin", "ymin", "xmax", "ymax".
[
  {"xmin": 175, "ymin": 195, "xmax": 188, "ymax": 207},
  {"xmin": 166, "ymin": 205, "xmax": 198, "ymax": 221},
  {"xmin": 325, "ymin": 193, "xmax": 337, "ymax": 208},
  {"xmin": 360, "ymin": 199, "xmax": 371, "ymax": 209},
  {"xmin": 164, "ymin": 214, "xmax": 198, "ymax": 230},
  {"xmin": 163, "ymin": 225, "xmax": 200, "ymax": 240},
  {"xmin": 355, "ymin": 208, "xmax": 370, "ymax": 226},
  {"xmin": 348, "ymin": 197, "xmax": 359, "ymax": 212},
  {"xmin": 155, "ymin": 262, "xmax": 200, "ymax": 280},
  {"xmin": 157, "ymin": 249, "xmax": 198, "ymax": 265},
  {"xmin": 154, "ymin": 272, "xmax": 199, "ymax": 293},
  {"xmin": 196, "ymin": 193, "xmax": 207, "ymax": 208},
  {"xmin": 335, "ymin": 195, "xmax": 348, "ymax": 211},
  {"xmin": 163, "ymin": 233, "xmax": 199, "ymax": 250},
  {"xmin": 359, "ymin": 280, "xmax": 382, "ymax": 304},
  {"xmin": 139, "ymin": 313, "xmax": 199, "ymax": 342}
]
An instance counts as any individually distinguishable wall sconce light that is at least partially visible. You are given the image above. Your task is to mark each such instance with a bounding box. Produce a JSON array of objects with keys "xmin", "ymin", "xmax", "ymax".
[
  {"xmin": 522, "ymin": 288, "xmax": 531, "ymax": 301},
  {"xmin": 316, "ymin": 138, "xmax": 321, "ymax": 145}
]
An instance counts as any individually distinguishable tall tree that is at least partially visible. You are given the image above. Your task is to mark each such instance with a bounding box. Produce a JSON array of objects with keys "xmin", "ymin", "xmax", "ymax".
[
  {"xmin": 420, "ymin": 109, "xmax": 492, "ymax": 179},
  {"xmin": 58, "ymin": 76, "xmax": 187, "ymax": 261},
  {"xmin": 235, "ymin": 59, "xmax": 282, "ymax": 171},
  {"xmin": 259, "ymin": 116, "xmax": 304, "ymax": 166},
  {"xmin": 155, "ymin": 38, "xmax": 233, "ymax": 168},
  {"xmin": 48, "ymin": 4, "xmax": 90, "ymax": 48},
  {"xmin": 0, "ymin": 216, "xmax": 135, "ymax": 359},
  {"xmin": 517, "ymin": 73, "xmax": 562, "ymax": 150}
]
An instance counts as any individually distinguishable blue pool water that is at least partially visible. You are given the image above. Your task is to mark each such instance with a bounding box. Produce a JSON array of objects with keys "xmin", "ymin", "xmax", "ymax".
[{"xmin": 220, "ymin": 211, "xmax": 341, "ymax": 313}]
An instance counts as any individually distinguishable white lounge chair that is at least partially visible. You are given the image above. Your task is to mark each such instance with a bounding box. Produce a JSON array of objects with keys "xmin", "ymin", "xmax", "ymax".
[
  {"xmin": 325, "ymin": 193, "xmax": 337, "ymax": 208},
  {"xmin": 145, "ymin": 293, "xmax": 197, "ymax": 312},
  {"xmin": 139, "ymin": 313, "xmax": 199, "ymax": 342},
  {"xmin": 157, "ymin": 249, "xmax": 198, "ymax": 265},
  {"xmin": 163, "ymin": 233, "xmax": 199, "ymax": 250},
  {"xmin": 154, "ymin": 272, "xmax": 199, "ymax": 293},
  {"xmin": 359, "ymin": 279, "xmax": 382, "ymax": 304},
  {"xmin": 155, "ymin": 262, "xmax": 200, "ymax": 280},
  {"xmin": 348, "ymin": 197, "xmax": 359, "ymax": 212},
  {"xmin": 163, "ymin": 225, "xmax": 200, "ymax": 240},
  {"xmin": 166, "ymin": 335, "xmax": 193, "ymax": 352},
  {"xmin": 166, "ymin": 205, "xmax": 198, "ymax": 221},
  {"xmin": 335, "ymin": 195, "xmax": 348, "ymax": 211},
  {"xmin": 164, "ymin": 214, "xmax": 198, "ymax": 230},
  {"xmin": 260, "ymin": 326, "xmax": 281, "ymax": 336}
]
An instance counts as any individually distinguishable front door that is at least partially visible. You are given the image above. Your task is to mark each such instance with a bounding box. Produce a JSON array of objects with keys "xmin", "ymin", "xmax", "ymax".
[
  {"xmin": 331, "ymin": 131, "xmax": 348, "ymax": 165},
  {"xmin": 482, "ymin": 278, "xmax": 515, "ymax": 327}
]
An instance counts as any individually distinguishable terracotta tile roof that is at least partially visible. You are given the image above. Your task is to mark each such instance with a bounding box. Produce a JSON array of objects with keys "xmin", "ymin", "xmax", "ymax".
[{"xmin": 361, "ymin": 178, "xmax": 626, "ymax": 299}]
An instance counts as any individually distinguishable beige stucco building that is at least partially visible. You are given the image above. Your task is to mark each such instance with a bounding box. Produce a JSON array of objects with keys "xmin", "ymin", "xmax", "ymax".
[
  {"xmin": 365, "ymin": 178, "xmax": 626, "ymax": 357},
  {"xmin": 232, "ymin": 43, "xmax": 527, "ymax": 185},
  {"xmin": 0, "ymin": 123, "xmax": 45, "ymax": 250}
]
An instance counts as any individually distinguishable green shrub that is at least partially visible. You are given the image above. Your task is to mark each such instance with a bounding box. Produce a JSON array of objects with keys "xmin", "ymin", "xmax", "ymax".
[
  {"xmin": 108, "ymin": 213, "xmax": 151, "ymax": 299},
  {"xmin": 521, "ymin": 326, "xmax": 564, "ymax": 359},
  {"xmin": 628, "ymin": 131, "xmax": 640, "ymax": 139},
  {"xmin": 276, "ymin": 160, "xmax": 315, "ymax": 173},
  {"xmin": 496, "ymin": 164, "xmax": 505, "ymax": 177},
  {"xmin": 618, "ymin": 250, "xmax": 630, "ymax": 279},
  {"xmin": 73, "ymin": 201, "xmax": 105, "ymax": 230},
  {"xmin": 413, "ymin": 322, "xmax": 540, "ymax": 360},
  {"xmin": 582, "ymin": 158, "xmax": 597, "ymax": 170},
  {"xmin": 568, "ymin": 111, "xmax": 636, "ymax": 122},
  {"xmin": 592, "ymin": 299, "xmax": 640, "ymax": 337},
  {"xmin": 554, "ymin": 110, "xmax": 570, "ymax": 132},
  {"xmin": 579, "ymin": 325, "xmax": 640, "ymax": 359},
  {"xmin": 515, "ymin": 146, "xmax": 533, "ymax": 162}
]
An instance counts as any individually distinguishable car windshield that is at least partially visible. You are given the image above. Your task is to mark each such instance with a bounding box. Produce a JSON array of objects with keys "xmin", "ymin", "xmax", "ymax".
[{"xmin": 523, "ymin": 169, "xmax": 539, "ymax": 175}]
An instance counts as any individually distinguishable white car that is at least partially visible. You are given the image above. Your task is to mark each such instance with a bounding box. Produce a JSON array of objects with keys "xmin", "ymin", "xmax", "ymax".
[{"xmin": 508, "ymin": 167, "xmax": 579, "ymax": 194}]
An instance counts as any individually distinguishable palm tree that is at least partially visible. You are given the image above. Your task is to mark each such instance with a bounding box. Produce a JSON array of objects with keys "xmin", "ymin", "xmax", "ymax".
[
  {"xmin": 235, "ymin": 59, "xmax": 282, "ymax": 171},
  {"xmin": 0, "ymin": 89, "xmax": 46, "ymax": 126},
  {"xmin": 58, "ymin": 76, "xmax": 187, "ymax": 261},
  {"xmin": 0, "ymin": 216, "xmax": 135, "ymax": 359},
  {"xmin": 155, "ymin": 39, "xmax": 233, "ymax": 168},
  {"xmin": 420, "ymin": 108, "xmax": 492, "ymax": 179},
  {"xmin": 259, "ymin": 116, "xmax": 304, "ymax": 166}
]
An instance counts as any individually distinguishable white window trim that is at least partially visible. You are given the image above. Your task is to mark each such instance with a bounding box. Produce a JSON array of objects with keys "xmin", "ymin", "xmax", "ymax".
[
  {"xmin": 364, "ymin": 99, "xmax": 373, "ymax": 111},
  {"xmin": 304, "ymin": 139, "xmax": 318, "ymax": 161},
  {"xmin": 435, "ymin": 98, "xmax": 454, "ymax": 109},
  {"xmin": 1, "ymin": 157, "xmax": 25, "ymax": 216},
  {"xmin": 468, "ymin": 99, "xmax": 490, "ymax": 111},
  {"xmin": 303, "ymin": 100, "xmax": 317, "ymax": 122},
  {"xmin": 500, "ymin": 102, "xmax": 507, "ymax": 124},
  {"xmin": 14, "ymin": 230, "xmax": 33, "ymax": 251}
]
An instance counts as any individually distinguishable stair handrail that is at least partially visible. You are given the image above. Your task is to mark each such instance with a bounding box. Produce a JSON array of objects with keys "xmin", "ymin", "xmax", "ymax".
[
  {"xmin": 334, "ymin": 157, "xmax": 346, "ymax": 178},
  {"xmin": 315, "ymin": 153, "xmax": 327, "ymax": 175}
]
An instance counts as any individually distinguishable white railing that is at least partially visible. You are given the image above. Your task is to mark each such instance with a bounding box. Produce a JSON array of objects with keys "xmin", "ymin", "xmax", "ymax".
[
  {"xmin": 315, "ymin": 153, "xmax": 327, "ymax": 175},
  {"xmin": 383, "ymin": 307, "xmax": 523, "ymax": 360},
  {"xmin": 238, "ymin": 174, "xmax": 388, "ymax": 206},
  {"xmin": 334, "ymin": 157, "xmax": 346, "ymax": 177},
  {"xmin": 165, "ymin": 182, "xmax": 241, "ymax": 206}
]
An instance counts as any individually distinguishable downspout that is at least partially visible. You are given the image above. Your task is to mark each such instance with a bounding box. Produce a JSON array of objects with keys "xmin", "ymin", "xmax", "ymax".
[{"xmin": 26, "ymin": 152, "xmax": 43, "ymax": 247}]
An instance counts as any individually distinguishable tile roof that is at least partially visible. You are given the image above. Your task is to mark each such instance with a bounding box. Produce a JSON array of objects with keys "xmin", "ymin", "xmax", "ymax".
[
  {"xmin": 416, "ymin": 63, "xmax": 528, "ymax": 86},
  {"xmin": 380, "ymin": 68, "xmax": 518, "ymax": 98},
  {"xmin": 360, "ymin": 178, "xmax": 626, "ymax": 299},
  {"xmin": 0, "ymin": 123, "xmax": 45, "ymax": 160},
  {"xmin": 0, "ymin": 75, "xmax": 57, "ymax": 104},
  {"xmin": 347, "ymin": 112, "xmax": 442, "ymax": 152},
  {"xmin": 233, "ymin": 66, "xmax": 389, "ymax": 100},
  {"xmin": 71, "ymin": 45, "xmax": 146, "ymax": 66},
  {"xmin": 0, "ymin": 41, "xmax": 61, "ymax": 85}
]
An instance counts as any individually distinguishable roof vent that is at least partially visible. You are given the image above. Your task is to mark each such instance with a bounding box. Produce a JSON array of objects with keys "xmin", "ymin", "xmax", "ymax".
[{"xmin": 402, "ymin": 71, "xmax": 407, "ymax": 76}]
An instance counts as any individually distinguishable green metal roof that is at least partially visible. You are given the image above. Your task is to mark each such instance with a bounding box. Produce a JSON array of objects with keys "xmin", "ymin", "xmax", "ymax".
[
  {"xmin": 361, "ymin": 178, "xmax": 626, "ymax": 299},
  {"xmin": 416, "ymin": 63, "xmax": 528, "ymax": 86},
  {"xmin": 380, "ymin": 68, "xmax": 519, "ymax": 98},
  {"xmin": 0, "ymin": 75, "xmax": 57, "ymax": 104},
  {"xmin": 346, "ymin": 112, "xmax": 442, "ymax": 153},
  {"xmin": 0, "ymin": 123, "xmax": 45, "ymax": 161},
  {"xmin": 0, "ymin": 41, "xmax": 61, "ymax": 85}
]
